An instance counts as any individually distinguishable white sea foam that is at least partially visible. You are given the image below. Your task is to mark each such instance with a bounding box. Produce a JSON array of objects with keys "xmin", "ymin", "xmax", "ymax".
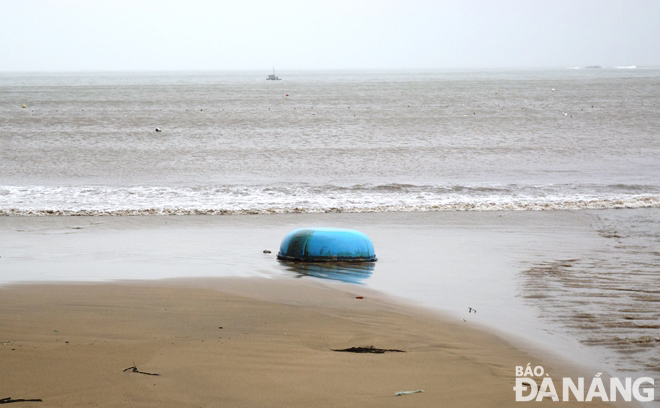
[{"xmin": 1, "ymin": 184, "xmax": 658, "ymax": 216}]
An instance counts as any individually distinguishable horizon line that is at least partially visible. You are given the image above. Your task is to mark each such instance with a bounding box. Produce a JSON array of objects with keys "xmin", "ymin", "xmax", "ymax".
[{"xmin": 0, "ymin": 65, "xmax": 656, "ymax": 74}]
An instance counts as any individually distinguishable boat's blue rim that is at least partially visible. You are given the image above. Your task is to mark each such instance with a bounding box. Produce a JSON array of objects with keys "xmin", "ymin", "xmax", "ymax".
[{"xmin": 277, "ymin": 253, "xmax": 377, "ymax": 263}]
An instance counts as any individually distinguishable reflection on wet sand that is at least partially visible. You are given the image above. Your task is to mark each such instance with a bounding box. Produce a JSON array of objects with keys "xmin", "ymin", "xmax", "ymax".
[
  {"xmin": 520, "ymin": 209, "xmax": 660, "ymax": 393},
  {"xmin": 278, "ymin": 261, "xmax": 375, "ymax": 284}
]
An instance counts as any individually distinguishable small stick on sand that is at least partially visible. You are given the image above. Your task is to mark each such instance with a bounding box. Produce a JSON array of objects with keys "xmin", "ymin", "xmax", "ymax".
[
  {"xmin": 0, "ymin": 397, "xmax": 43, "ymax": 404},
  {"xmin": 332, "ymin": 345, "xmax": 405, "ymax": 353},
  {"xmin": 122, "ymin": 363, "xmax": 160, "ymax": 376},
  {"xmin": 395, "ymin": 389, "xmax": 423, "ymax": 396}
]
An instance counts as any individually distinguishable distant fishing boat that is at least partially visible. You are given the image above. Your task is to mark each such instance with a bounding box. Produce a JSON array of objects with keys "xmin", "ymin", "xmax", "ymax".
[{"xmin": 266, "ymin": 66, "xmax": 281, "ymax": 80}]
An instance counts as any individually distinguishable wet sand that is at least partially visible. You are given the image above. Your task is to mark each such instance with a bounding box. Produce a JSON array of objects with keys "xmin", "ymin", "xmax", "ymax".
[
  {"xmin": 0, "ymin": 210, "xmax": 614, "ymax": 358},
  {"xmin": 1, "ymin": 210, "xmax": 657, "ymax": 406},
  {"xmin": 0, "ymin": 278, "xmax": 613, "ymax": 407}
]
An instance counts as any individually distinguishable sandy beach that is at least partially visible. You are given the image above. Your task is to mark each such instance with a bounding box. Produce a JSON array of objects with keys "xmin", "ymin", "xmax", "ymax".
[
  {"xmin": 3, "ymin": 211, "xmax": 654, "ymax": 406},
  {"xmin": 0, "ymin": 278, "xmax": 617, "ymax": 408}
]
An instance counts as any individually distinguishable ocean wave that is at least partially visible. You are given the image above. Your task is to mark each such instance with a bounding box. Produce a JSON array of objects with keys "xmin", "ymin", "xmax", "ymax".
[{"xmin": 1, "ymin": 184, "xmax": 659, "ymax": 216}]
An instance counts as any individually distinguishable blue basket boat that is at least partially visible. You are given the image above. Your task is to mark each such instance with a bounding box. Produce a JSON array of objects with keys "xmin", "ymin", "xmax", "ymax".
[{"xmin": 277, "ymin": 227, "xmax": 377, "ymax": 262}]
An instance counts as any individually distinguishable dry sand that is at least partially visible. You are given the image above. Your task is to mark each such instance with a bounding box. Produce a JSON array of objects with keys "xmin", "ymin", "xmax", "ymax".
[{"xmin": 0, "ymin": 278, "xmax": 615, "ymax": 407}]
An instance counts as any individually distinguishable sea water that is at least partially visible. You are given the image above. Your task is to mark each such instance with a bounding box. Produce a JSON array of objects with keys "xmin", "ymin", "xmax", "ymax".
[
  {"xmin": 1, "ymin": 68, "xmax": 659, "ymax": 397},
  {"xmin": 1, "ymin": 68, "xmax": 659, "ymax": 215}
]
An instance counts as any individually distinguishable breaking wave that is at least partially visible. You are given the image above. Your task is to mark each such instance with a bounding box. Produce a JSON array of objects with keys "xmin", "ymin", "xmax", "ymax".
[{"xmin": 1, "ymin": 183, "xmax": 659, "ymax": 216}]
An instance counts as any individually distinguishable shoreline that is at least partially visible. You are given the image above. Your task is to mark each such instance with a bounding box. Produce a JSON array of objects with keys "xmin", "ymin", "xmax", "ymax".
[{"xmin": 0, "ymin": 277, "xmax": 616, "ymax": 407}]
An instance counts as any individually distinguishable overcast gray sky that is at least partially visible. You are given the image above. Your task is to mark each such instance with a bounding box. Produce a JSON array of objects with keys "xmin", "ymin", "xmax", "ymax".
[{"xmin": 1, "ymin": 0, "xmax": 659, "ymax": 71}]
